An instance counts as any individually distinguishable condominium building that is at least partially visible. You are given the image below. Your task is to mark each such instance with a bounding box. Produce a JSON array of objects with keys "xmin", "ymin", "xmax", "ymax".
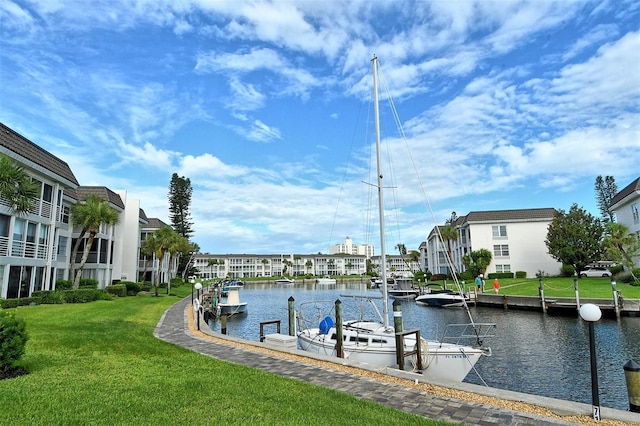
[
  {"xmin": 328, "ymin": 236, "xmax": 375, "ymax": 257},
  {"xmin": 610, "ymin": 176, "xmax": 640, "ymax": 267},
  {"xmin": 0, "ymin": 122, "xmax": 172, "ymax": 297},
  {"xmin": 192, "ymin": 252, "xmax": 369, "ymax": 279},
  {"xmin": 425, "ymin": 208, "xmax": 561, "ymax": 278},
  {"xmin": 0, "ymin": 122, "xmax": 79, "ymax": 298}
]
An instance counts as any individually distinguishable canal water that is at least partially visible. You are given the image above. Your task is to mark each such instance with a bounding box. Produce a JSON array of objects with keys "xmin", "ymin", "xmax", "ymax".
[{"xmin": 204, "ymin": 281, "xmax": 640, "ymax": 411}]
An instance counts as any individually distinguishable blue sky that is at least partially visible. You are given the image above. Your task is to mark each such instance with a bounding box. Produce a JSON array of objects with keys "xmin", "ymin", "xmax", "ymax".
[{"xmin": 1, "ymin": 1, "xmax": 639, "ymax": 255}]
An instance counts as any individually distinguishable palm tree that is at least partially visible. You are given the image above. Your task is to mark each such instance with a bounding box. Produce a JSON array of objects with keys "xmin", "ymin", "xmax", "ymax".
[
  {"xmin": 149, "ymin": 226, "xmax": 181, "ymax": 296},
  {"xmin": 0, "ymin": 154, "xmax": 39, "ymax": 214},
  {"xmin": 408, "ymin": 250, "xmax": 421, "ymax": 272},
  {"xmin": 70, "ymin": 194, "xmax": 120, "ymax": 289},
  {"xmin": 167, "ymin": 234, "xmax": 191, "ymax": 294},
  {"xmin": 604, "ymin": 222, "xmax": 640, "ymax": 281},
  {"xmin": 440, "ymin": 225, "xmax": 458, "ymax": 274},
  {"xmin": 140, "ymin": 234, "xmax": 159, "ymax": 283},
  {"xmin": 179, "ymin": 241, "xmax": 200, "ymax": 281}
]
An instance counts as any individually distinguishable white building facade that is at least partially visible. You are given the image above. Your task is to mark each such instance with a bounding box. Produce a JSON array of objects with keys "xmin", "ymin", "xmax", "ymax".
[
  {"xmin": 328, "ymin": 236, "xmax": 374, "ymax": 257},
  {"xmin": 425, "ymin": 208, "xmax": 562, "ymax": 278},
  {"xmin": 192, "ymin": 253, "xmax": 369, "ymax": 279},
  {"xmin": 0, "ymin": 122, "xmax": 79, "ymax": 298},
  {"xmin": 610, "ymin": 176, "xmax": 640, "ymax": 267}
]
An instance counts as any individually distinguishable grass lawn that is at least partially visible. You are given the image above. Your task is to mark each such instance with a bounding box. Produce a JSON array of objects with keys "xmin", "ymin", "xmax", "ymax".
[
  {"xmin": 458, "ymin": 276, "xmax": 640, "ymax": 299},
  {"xmin": 0, "ymin": 286, "xmax": 447, "ymax": 426}
]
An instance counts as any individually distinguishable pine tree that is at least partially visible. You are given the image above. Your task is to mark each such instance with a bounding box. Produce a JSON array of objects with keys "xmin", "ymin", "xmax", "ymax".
[
  {"xmin": 594, "ymin": 175, "xmax": 617, "ymax": 224},
  {"xmin": 168, "ymin": 173, "xmax": 194, "ymax": 240}
]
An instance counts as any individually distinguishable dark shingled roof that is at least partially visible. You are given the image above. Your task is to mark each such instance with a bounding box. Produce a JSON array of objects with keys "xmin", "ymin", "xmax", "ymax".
[
  {"xmin": 464, "ymin": 208, "xmax": 556, "ymax": 223},
  {"xmin": 144, "ymin": 218, "xmax": 169, "ymax": 229},
  {"xmin": 0, "ymin": 122, "xmax": 79, "ymax": 187},
  {"xmin": 610, "ymin": 177, "xmax": 640, "ymax": 208},
  {"xmin": 75, "ymin": 186, "xmax": 125, "ymax": 210}
]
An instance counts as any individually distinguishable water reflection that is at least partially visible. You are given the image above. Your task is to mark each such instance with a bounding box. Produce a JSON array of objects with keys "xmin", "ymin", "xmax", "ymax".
[{"xmin": 205, "ymin": 282, "xmax": 639, "ymax": 410}]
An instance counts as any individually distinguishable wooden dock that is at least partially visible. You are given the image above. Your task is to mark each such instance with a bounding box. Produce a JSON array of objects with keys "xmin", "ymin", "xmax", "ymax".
[{"xmin": 474, "ymin": 293, "xmax": 640, "ymax": 317}]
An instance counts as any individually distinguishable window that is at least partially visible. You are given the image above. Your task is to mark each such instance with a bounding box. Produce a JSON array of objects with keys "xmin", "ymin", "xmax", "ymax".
[
  {"xmin": 492, "ymin": 225, "xmax": 507, "ymax": 238},
  {"xmin": 493, "ymin": 244, "xmax": 509, "ymax": 256},
  {"xmin": 496, "ymin": 264, "xmax": 511, "ymax": 273},
  {"xmin": 632, "ymin": 203, "xmax": 639, "ymax": 225}
]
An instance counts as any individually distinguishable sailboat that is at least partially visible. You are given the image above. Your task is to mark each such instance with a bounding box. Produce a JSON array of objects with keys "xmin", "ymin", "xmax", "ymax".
[{"xmin": 297, "ymin": 55, "xmax": 493, "ymax": 382}]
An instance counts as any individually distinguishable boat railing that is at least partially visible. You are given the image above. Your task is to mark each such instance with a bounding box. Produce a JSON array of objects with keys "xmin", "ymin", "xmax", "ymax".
[{"xmin": 439, "ymin": 322, "xmax": 496, "ymax": 347}]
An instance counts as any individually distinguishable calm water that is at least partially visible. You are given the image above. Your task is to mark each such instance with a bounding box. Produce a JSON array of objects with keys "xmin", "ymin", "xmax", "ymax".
[{"xmin": 204, "ymin": 281, "xmax": 640, "ymax": 411}]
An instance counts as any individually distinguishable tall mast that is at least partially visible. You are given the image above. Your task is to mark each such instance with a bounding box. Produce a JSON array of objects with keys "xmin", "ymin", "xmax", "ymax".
[{"xmin": 372, "ymin": 54, "xmax": 389, "ymax": 328}]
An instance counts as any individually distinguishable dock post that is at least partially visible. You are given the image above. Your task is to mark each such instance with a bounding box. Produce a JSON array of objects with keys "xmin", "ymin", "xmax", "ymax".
[
  {"xmin": 624, "ymin": 359, "xmax": 640, "ymax": 413},
  {"xmin": 288, "ymin": 296, "xmax": 295, "ymax": 336},
  {"xmin": 335, "ymin": 299, "xmax": 343, "ymax": 358},
  {"xmin": 393, "ymin": 299, "xmax": 403, "ymax": 332},
  {"xmin": 574, "ymin": 278, "xmax": 580, "ymax": 313},
  {"xmin": 612, "ymin": 281, "xmax": 621, "ymax": 318},
  {"xmin": 539, "ymin": 278, "xmax": 546, "ymax": 313},
  {"xmin": 221, "ymin": 315, "xmax": 227, "ymax": 335}
]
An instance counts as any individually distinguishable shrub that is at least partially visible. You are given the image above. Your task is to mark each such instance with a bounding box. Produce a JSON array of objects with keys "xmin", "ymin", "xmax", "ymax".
[
  {"xmin": 609, "ymin": 264, "xmax": 624, "ymax": 275},
  {"xmin": 141, "ymin": 282, "xmax": 153, "ymax": 292},
  {"xmin": 515, "ymin": 271, "xmax": 527, "ymax": 279},
  {"xmin": 560, "ymin": 264, "xmax": 575, "ymax": 277},
  {"xmin": 61, "ymin": 289, "xmax": 106, "ymax": 303},
  {"xmin": 106, "ymin": 284, "xmax": 127, "ymax": 297},
  {"xmin": 0, "ymin": 311, "xmax": 28, "ymax": 376},
  {"xmin": 0, "ymin": 299, "xmax": 19, "ymax": 309},
  {"xmin": 430, "ymin": 274, "xmax": 447, "ymax": 282},
  {"xmin": 487, "ymin": 272, "xmax": 514, "ymax": 279},
  {"xmin": 55, "ymin": 280, "xmax": 73, "ymax": 290},
  {"xmin": 170, "ymin": 277, "xmax": 184, "ymax": 288},
  {"xmin": 121, "ymin": 281, "xmax": 142, "ymax": 295},
  {"xmin": 78, "ymin": 278, "xmax": 98, "ymax": 289},
  {"xmin": 31, "ymin": 291, "xmax": 64, "ymax": 305},
  {"xmin": 458, "ymin": 270, "xmax": 474, "ymax": 281},
  {"xmin": 0, "ymin": 297, "xmax": 42, "ymax": 309}
]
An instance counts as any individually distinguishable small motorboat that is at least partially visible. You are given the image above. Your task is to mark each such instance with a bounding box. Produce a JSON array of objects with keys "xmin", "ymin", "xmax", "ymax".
[
  {"xmin": 315, "ymin": 276, "xmax": 337, "ymax": 285},
  {"xmin": 415, "ymin": 284, "xmax": 468, "ymax": 307},
  {"xmin": 218, "ymin": 286, "xmax": 247, "ymax": 316},
  {"xmin": 274, "ymin": 277, "xmax": 295, "ymax": 285}
]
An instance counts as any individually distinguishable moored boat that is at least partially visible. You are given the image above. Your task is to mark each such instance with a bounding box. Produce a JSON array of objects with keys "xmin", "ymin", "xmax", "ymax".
[
  {"xmin": 315, "ymin": 276, "xmax": 337, "ymax": 285},
  {"xmin": 296, "ymin": 55, "xmax": 494, "ymax": 381},
  {"xmin": 218, "ymin": 285, "xmax": 247, "ymax": 316}
]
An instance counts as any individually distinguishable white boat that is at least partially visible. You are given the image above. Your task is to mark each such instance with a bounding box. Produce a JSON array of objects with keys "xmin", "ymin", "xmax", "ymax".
[
  {"xmin": 387, "ymin": 276, "xmax": 420, "ymax": 299},
  {"xmin": 315, "ymin": 276, "xmax": 337, "ymax": 285},
  {"xmin": 274, "ymin": 277, "xmax": 295, "ymax": 285},
  {"xmin": 415, "ymin": 284, "xmax": 468, "ymax": 307},
  {"xmin": 217, "ymin": 286, "xmax": 247, "ymax": 316},
  {"xmin": 297, "ymin": 55, "xmax": 493, "ymax": 382}
]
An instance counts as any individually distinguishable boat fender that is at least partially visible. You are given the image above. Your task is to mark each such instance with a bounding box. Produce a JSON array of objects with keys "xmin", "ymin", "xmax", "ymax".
[{"xmin": 319, "ymin": 316, "xmax": 334, "ymax": 335}]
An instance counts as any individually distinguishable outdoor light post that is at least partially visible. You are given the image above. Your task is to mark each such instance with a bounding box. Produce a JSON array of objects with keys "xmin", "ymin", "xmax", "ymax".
[
  {"xmin": 194, "ymin": 282, "xmax": 203, "ymax": 331},
  {"xmin": 190, "ymin": 277, "xmax": 195, "ymax": 304},
  {"xmin": 579, "ymin": 303, "xmax": 602, "ymax": 421}
]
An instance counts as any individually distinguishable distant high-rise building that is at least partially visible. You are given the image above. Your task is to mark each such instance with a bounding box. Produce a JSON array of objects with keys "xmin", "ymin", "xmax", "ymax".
[{"xmin": 328, "ymin": 236, "xmax": 374, "ymax": 258}]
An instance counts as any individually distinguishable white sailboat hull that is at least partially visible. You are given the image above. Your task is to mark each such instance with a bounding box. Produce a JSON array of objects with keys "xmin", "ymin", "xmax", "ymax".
[{"xmin": 297, "ymin": 321, "xmax": 484, "ymax": 382}]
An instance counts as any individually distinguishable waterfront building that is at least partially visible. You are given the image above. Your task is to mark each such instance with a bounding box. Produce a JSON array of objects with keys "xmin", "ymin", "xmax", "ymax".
[
  {"xmin": 0, "ymin": 122, "xmax": 170, "ymax": 297},
  {"xmin": 0, "ymin": 122, "xmax": 79, "ymax": 298},
  {"xmin": 192, "ymin": 253, "xmax": 368, "ymax": 279},
  {"xmin": 425, "ymin": 208, "xmax": 561, "ymax": 278},
  {"xmin": 610, "ymin": 176, "xmax": 640, "ymax": 268}
]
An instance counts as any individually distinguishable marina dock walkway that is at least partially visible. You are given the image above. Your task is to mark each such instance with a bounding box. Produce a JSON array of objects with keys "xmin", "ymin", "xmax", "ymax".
[{"xmin": 154, "ymin": 296, "xmax": 639, "ymax": 425}]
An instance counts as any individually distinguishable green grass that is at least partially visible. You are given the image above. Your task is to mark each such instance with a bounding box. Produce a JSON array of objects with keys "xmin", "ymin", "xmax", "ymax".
[
  {"xmin": 1, "ymin": 286, "xmax": 446, "ymax": 426},
  {"xmin": 454, "ymin": 277, "xmax": 640, "ymax": 298}
]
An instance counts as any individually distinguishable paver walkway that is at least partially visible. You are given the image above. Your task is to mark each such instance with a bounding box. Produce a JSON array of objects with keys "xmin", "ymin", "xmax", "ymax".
[{"xmin": 154, "ymin": 297, "xmax": 630, "ymax": 425}]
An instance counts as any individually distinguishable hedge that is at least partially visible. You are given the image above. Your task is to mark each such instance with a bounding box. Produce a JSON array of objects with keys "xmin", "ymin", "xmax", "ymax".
[{"xmin": 0, "ymin": 311, "xmax": 28, "ymax": 374}]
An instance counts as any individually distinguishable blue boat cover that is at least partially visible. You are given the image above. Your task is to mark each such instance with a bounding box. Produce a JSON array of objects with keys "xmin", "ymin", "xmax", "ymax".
[{"xmin": 319, "ymin": 316, "xmax": 334, "ymax": 335}]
